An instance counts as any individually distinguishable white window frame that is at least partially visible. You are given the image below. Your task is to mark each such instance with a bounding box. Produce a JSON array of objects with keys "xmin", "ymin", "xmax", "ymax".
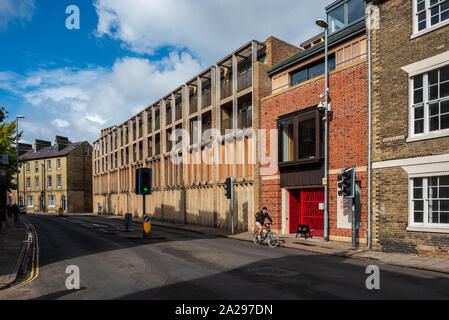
[
  {"xmin": 27, "ymin": 196, "xmax": 33, "ymax": 208},
  {"xmin": 57, "ymin": 175, "xmax": 62, "ymax": 188},
  {"xmin": 47, "ymin": 160, "xmax": 52, "ymax": 170},
  {"xmin": 412, "ymin": 0, "xmax": 449, "ymax": 38},
  {"xmin": 35, "ymin": 177, "xmax": 39, "ymax": 188},
  {"xmin": 26, "ymin": 163, "xmax": 30, "ymax": 172},
  {"xmin": 409, "ymin": 174, "xmax": 449, "ymax": 229},
  {"xmin": 35, "ymin": 162, "xmax": 39, "ymax": 172},
  {"xmin": 409, "ymin": 65, "xmax": 449, "ymax": 139},
  {"xmin": 57, "ymin": 159, "xmax": 61, "ymax": 170},
  {"xmin": 47, "ymin": 175, "xmax": 52, "ymax": 189},
  {"xmin": 26, "ymin": 177, "xmax": 31, "ymax": 189},
  {"xmin": 48, "ymin": 195, "xmax": 55, "ymax": 208}
]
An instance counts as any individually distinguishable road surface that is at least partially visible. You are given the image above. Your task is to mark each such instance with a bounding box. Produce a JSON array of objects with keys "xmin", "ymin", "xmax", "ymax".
[{"xmin": 1, "ymin": 214, "xmax": 448, "ymax": 300}]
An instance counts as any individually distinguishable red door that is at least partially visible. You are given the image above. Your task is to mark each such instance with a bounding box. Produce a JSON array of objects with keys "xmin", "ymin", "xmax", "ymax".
[
  {"xmin": 289, "ymin": 188, "xmax": 324, "ymax": 236},
  {"xmin": 289, "ymin": 190, "xmax": 301, "ymax": 233}
]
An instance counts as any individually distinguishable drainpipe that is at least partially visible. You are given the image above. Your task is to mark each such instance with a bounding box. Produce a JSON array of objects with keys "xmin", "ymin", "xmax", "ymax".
[{"xmin": 367, "ymin": 5, "xmax": 374, "ymax": 249}]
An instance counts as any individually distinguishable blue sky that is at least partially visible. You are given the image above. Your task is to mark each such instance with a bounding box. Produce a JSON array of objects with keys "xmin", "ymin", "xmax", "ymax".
[{"xmin": 0, "ymin": 0, "xmax": 330, "ymax": 144}]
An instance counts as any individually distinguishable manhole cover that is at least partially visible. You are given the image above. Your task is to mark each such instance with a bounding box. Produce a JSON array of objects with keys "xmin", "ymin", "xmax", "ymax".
[{"xmin": 245, "ymin": 266, "xmax": 299, "ymax": 277}]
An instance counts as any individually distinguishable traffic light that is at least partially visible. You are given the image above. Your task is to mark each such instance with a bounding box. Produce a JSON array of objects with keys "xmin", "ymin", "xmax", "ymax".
[
  {"xmin": 136, "ymin": 168, "xmax": 152, "ymax": 195},
  {"xmin": 225, "ymin": 178, "xmax": 233, "ymax": 200},
  {"xmin": 338, "ymin": 166, "xmax": 356, "ymax": 198}
]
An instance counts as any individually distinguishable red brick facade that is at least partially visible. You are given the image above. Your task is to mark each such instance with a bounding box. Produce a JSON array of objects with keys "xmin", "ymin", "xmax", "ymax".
[{"xmin": 260, "ymin": 61, "xmax": 368, "ymax": 242}]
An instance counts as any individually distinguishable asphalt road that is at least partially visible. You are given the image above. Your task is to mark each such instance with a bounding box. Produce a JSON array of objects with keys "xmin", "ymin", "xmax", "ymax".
[{"xmin": 1, "ymin": 214, "xmax": 449, "ymax": 300}]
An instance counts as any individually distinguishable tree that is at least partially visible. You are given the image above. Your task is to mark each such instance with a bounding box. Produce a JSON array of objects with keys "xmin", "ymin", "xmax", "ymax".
[{"xmin": 0, "ymin": 107, "xmax": 22, "ymax": 191}]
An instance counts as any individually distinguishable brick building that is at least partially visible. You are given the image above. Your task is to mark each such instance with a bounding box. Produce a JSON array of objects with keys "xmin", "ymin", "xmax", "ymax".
[
  {"xmin": 260, "ymin": 0, "xmax": 369, "ymax": 243},
  {"xmin": 368, "ymin": 0, "xmax": 449, "ymax": 257},
  {"xmin": 92, "ymin": 37, "xmax": 300, "ymax": 231},
  {"xmin": 17, "ymin": 136, "xmax": 92, "ymax": 213}
]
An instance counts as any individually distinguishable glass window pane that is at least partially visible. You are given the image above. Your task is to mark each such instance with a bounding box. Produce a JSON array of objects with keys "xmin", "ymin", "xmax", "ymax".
[
  {"xmin": 328, "ymin": 5, "xmax": 345, "ymax": 33},
  {"xmin": 442, "ymin": 10, "xmax": 449, "ymax": 21},
  {"xmin": 414, "ymin": 188, "xmax": 423, "ymax": 199},
  {"xmin": 298, "ymin": 114, "xmax": 316, "ymax": 160},
  {"xmin": 441, "ymin": 200, "xmax": 449, "ymax": 212},
  {"xmin": 442, "ymin": 114, "xmax": 449, "ymax": 129},
  {"xmin": 441, "ymin": 66, "xmax": 449, "ymax": 82},
  {"xmin": 429, "ymin": 70, "xmax": 439, "ymax": 85},
  {"xmin": 414, "ymin": 75, "xmax": 423, "ymax": 89},
  {"xmin": 431, "ymin": 6, "xmax": 440, "ymax": 16},
  {"xmin": 414, "ymin": 89, "xmax": 423, "ymax": 104},
  {"xmin": 430, "ymin": 102, "xmax": 439, "ymax": 116},
  {"xmin": 429, "ymin": 85, "xmax": 439, "ymax": 100},
  {"xmin": 414, "ymin": 200, "xmax": 424, "ymax": 211},
  {"xmin": 419, "ymin": 20, "xmax": 427, "ymax": 31},
  {"xmin": 430, "ymin": 116, "xmax": 439, "ymax": 131},
  {"xmin": 291, "ymin": 69, "xmax": 308, "ymax": 86},
  {"xmin": 415, "ymin": 105, "xmax": 424, "ymax": 119},
  {"xmin": 429, "ymin": 176, "xmax": 439, "ymax": 186},
  {"xmin": 414, "ymin": 178, "xmax": 423, "ymax": 187},
  {"xmin": 415, "ymin": 120, "xmax": 424, "ymax": 134},
  {"xmin": 429, "ymin": 187, "xmax": 439, "ymax": 199},
  {"xmin": 414, "ymin": 210, "xmax": 424, "ymax": 223},
  {"xmin": 443, "ymin": 1, "xmax": 449, "ymax": 11},
  {"xmin": 348, "ymin": 0, "xmax": 365, "ymax": 24},
  {"xmin": 440, "ymin": 81, "xmax": 449, "ymax": 98},
  {"xmin": 440, "ymin": 212, "xmax": 449, "ymax": 224},
  {"xmin": 442, "ymin": 100, "xmax": 449, "ymax": 113},
  {"xmin": 280, "ymin": 121, "xmax": 294, "ymax": 162},
  {"xmin": 417, "ymin": 0, "xmax": 425, "ymax": 11},
  {"xmin": 440, "ymin": 187, "xmax": 449, "ymax": 199},
  {"xmin": 431, "ymin": 15, "xmax": 440, "ymax": 26},
  {"xmin": 440, "ymin": 176, "xmax": 449, "ymax": 186}
]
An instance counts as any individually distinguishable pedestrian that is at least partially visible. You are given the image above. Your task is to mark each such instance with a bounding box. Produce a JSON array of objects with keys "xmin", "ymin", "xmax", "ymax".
[
  {"xmin": 97, "ymin": 203, "xmax": 102, "ymax": 215},
  {"xmin": 12, "ymin": 203, "xmax": 20, "ymax": 223}
]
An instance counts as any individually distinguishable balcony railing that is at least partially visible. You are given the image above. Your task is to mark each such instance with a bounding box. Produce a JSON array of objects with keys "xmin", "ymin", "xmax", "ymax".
[
  {"xmin": 190, "ymin": 98, "xmax": 198, "ymax": 114},
  {"xmin": 237, "ymin": 71, "xmax": 252, "ymax": 92},
  {"xmin": 202, "ymin": 91, "xmax": 212, "ymax": 108},
  {"xmin": 175, "ymin": 103, "xmax": 182, "ymax": 121},
  {"xmin": 220, "ymin": 81, "xmax": 232, "ymax": 99}
]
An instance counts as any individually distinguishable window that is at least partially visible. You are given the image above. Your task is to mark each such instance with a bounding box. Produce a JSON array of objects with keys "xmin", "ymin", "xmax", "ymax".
[
  {"xmin": 290, "ymin": 55, "xmax": 336, "ymax": 87},
  {"xmin": 84, "ymin": 147, "xmax": 89, "ymax": 156},
  {"xmin": 411, "ymin": 176, "xmax": 449, "ymax": 227},
  {"xmin": 412, "ymin": 65, "xmax": 449, "ymax": 135},
  {"xmin": 57, "ymin": 159, "xmax": 61, "ymax": 169},
  {"xmin": 35, "ymin": 177, "xmax": 39, "ymax": 188},
  {"xmin": 57, "ymin": 175, "xmax": 62, "ymax": 188},
  {"xmin": 27, "ymin": 196, "xmax": 33, "ymax": 208},
  {"xmin": 35, "ymin": 162, "xmax": 39, "ymax": 172},
  {"xmin": 327, "ymin": 0, "xmax": 365, "ymax": 34},
  {"xmin": 415, "ymin": 0, "xmax": 449, "ymax": 33},
  {"xmin": 26, "ymin": 177, "xmax": 31, "ymax": 189},
  {"xmin": 278, "ymin": 108, "xmax": 324, "ymax": 164},
  {"xmin": 48, "ymin": 195, "xmax": 55, "ymax": 208},
  {"xmin": 47, "ymin": 160, "xmax": 52, "ymax": 170},
  {"xmin": 48, "ymin": 175, "xmax": 52, "ymax": 188},
  {"xmin": 26, "ymin": 163, "xmax": 30, "ymax": 172},
  {"xmin": 238, "ymin": 101, "xmax": 253, "ymax": 129}
]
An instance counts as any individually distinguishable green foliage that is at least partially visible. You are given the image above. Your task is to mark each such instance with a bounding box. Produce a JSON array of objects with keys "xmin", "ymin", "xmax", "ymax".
[{"xmin": 0, "ymin": 107, "xmax": 23, "ymax": 191}]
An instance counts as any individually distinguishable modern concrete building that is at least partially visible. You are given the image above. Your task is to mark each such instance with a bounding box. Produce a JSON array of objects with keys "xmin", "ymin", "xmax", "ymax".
[
  {"xmin": 260, "ymin": 0, "xmax": 369, "ymax": 242},
  {"xmin": 18, "ymin": 136, "xmax": 92, "ymax": 213},
  {"xmin": 93, "ymin": 37, "xmax": 301, "ymax": 232},
  {"xmin": 368, "ymin": 0, "xmax": 449, "ymax": 258}
]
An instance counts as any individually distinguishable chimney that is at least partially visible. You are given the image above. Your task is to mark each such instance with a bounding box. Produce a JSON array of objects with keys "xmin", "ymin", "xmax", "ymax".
[
  {"xmin": 17, "ymin": 143, "xmax": 33, "ymax": 156},
  {"xmin": 34, "ymin": 139, "xmax": 51, "ymax": 152},
  {"xmin": 54, "ymin": 136, "xmax": 71, "ymax": 152}
]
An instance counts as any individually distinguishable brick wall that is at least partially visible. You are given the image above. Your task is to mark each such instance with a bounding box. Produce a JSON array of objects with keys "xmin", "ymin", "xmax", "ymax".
[
  {"xmin": 261, "ymin": 61, "xmax": 368, "ymax": 241},
  {"xmin": 369, "ymin": 0, "xmax": 449, "ymax": 257}
]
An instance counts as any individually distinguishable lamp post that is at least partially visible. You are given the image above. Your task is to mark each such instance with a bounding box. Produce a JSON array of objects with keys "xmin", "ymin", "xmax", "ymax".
[
  {"xmin": 315, "ymin": 19, "xmax": 329, "ymax": 242},
  {"xmin": 16, "ymin": 115, "xmax": 25, "ymax": 205}
]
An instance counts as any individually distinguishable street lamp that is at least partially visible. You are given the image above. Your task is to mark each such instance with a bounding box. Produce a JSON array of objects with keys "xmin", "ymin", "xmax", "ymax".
[
  {"xmin": 16, "ymin": 115, "xmax": 25, "ymax": 206},
  {"xmin": 315, "ymin": 18, "xmax": 330, "ymax": 242}
]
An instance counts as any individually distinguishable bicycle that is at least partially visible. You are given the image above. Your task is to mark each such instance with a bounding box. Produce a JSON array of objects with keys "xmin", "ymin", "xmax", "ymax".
[{"xmin": 253, "ymin": 223, "xmax": 279, "ymax": 248}]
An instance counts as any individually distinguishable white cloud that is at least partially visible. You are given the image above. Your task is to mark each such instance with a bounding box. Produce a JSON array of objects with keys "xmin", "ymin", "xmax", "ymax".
[
  {"xmin": 94, "ymin": 0, "xmax": 330, "ymax": 64},
  {"xmin": 3, "ymin": 53, "xmax": 202, "ymax": 144},
  {"xmin": 0, "ymin": 0, "xmax": 35, "ymax": 30},
  {"xmin": 52, "ymin": 119, "xmax": 70, "ymax": 129}
]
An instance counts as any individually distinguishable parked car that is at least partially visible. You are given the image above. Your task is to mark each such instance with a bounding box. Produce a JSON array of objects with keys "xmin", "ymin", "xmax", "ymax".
[{"xmin": 19, "ymin": 205, "xmax": 27, "ymax": 215}]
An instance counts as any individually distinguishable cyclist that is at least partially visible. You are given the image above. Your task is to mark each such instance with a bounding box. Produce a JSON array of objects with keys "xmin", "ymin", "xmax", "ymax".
[{"xmin": 255, "ymin": 207, "xmax": 273, "ymax": 240}]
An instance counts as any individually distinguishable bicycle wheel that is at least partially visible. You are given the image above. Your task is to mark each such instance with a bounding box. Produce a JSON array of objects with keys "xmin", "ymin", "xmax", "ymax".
[
  {"xmin": 253, "ymin": 232, "xmax": 262, "ymax": 245},
  {"xmin": 267, "ymin": 232, "xmax": 279, "ymax": 248}
]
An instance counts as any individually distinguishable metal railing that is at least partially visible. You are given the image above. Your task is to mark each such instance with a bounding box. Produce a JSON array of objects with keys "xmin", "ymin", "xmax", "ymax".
[
  {"xmin": 238, "ymin": 71, "xmax": 252, "ymax": 92},
  {"xmin": 221, "ymin": 81, "xmax": 232, "ymax": 99}
]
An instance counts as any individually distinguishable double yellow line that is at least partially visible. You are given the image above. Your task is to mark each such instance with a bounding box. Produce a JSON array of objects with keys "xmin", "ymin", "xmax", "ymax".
[{"xmin": 0, "ymin": 221, "xmax": 39, "ymax": 294}]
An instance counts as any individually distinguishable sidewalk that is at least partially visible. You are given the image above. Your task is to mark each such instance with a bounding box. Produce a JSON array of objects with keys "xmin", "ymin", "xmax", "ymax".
[
  {"xmin": 0, "ymin": 217, "xmax": 28, "ymax": 288},
  {"xmin": 77, "ymin": 213, "xmax": 449, "ymax": 275}
]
